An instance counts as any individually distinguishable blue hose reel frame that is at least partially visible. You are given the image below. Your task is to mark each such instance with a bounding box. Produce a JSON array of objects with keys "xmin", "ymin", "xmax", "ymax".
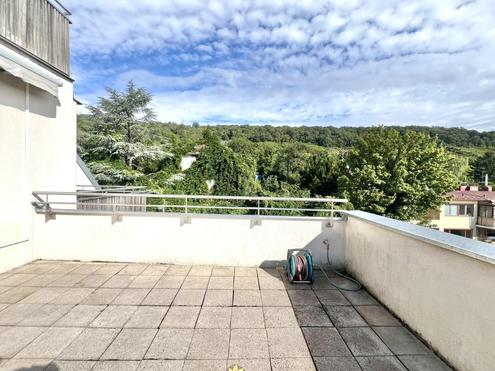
[{"xmin": 286, "ymin": 249, "xmax": 314, "ymax": 284}]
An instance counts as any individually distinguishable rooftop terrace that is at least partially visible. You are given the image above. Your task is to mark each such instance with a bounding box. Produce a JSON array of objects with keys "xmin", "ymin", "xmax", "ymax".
[
  {"xmin": 0, "ymin": 260, "xmax": 451, "ymax": 371},
  {"xmin": 1, "ymin": 190, "xmax": 494, "ymax": 370}
]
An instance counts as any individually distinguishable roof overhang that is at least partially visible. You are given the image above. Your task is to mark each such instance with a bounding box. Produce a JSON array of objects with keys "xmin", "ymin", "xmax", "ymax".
[{"xmin": 0, "ymin": 43, "xmax": 63, "ymax": 97}]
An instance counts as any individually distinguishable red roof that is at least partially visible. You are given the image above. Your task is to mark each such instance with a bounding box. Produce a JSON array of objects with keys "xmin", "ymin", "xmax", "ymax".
[{"xmin": 448, "ymin": 191, "xmax": 495, "ymax": 201}]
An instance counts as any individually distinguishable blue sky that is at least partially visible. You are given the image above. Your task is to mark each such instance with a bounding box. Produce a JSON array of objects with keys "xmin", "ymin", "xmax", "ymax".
[{"xmin": 65, "ymin": 0, "xmax": 495, "ymax": 129}]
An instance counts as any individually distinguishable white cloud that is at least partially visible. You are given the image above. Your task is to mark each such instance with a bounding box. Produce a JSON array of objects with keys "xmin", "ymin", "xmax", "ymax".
[{"xmin": 65, "ymin": 0, "xmax": 495, "ymax": 129}]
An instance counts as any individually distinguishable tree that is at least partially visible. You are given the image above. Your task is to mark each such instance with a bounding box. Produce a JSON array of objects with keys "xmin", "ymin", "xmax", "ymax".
[
  {"xmin": 471, "ymin": 151, "xmax": 495, "ymax": 185},
  {"xmin": 182, "ymin": 131, "xmax": 257, "ymax": 195},
  {"xmin": 338, "ymin": 127, "xmax": 458, "ymax": 221},
  {"xmin": 88, "ymin": 80, "xmax": 157, "ymax": 166},
  {"xmin": 301, "ymin": 151, "xmax": 340, "ymax": 196}
]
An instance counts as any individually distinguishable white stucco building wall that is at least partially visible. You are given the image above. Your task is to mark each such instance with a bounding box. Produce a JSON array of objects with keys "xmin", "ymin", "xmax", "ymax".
[{"xmin": 0, "ymin": 62, "xmax": 76, "ymax": 272}]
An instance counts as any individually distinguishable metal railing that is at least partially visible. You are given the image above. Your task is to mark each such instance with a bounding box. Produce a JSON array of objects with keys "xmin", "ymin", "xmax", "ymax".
[{"xmin": 32, "ymin": 189, "xmax": 348, "ymax": 222}]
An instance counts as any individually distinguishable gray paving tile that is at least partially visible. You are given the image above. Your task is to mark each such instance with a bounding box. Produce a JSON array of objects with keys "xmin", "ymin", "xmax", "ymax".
[
  {"xmin": 187, "ymin": 328, "xmax": 229, "ymax": 359},
  {"xmin": 315, "ymin": 290, "xmax": 350, "ymax": 306},
  {"xmin": 356, "ymin": 356, "xmax": 407, "ymax": 370},
  {"xmin": 92, "ymin": 360, "xmax": 140, "ymax": 371},
  {"xmin": 271, "ymin": 357, "xmax": 316, "ymax": 371},
  {"xmin": 145, "ymin": 328, "xmax": 193, "ymax": 359},
  {"xmin": 231, "ymin": 307, "xmax": 264, "ymax": 328},
  {"xmin": 76, "ymin": 274, "xmax": 112, "ymax": 288},
  {"xmin": 102, "ymin": 275, "xmax": 137, "ymax": 288},
  {"xmin": 228, "ymin": 359, "xmax": 270, "ymax": 371},
  {"xmin": 234, "ymin": 276, "xmax": 259, "ymax": 290},
  {"xmin": 128, "ymin": 276, "xmax": 161, "ymax": 289},
  {"xmin": 48, "ymin": 274, "xmax": 88, "ymax": 287},
  {"xmin": 0, "ymin": 303, "xmax": 42, "ymax": 325},
  {"xmin": 325, "ymin": 306, "xmax": 367, "ymax": 327},
  {"xmin": 72, "ymin": 264, "xmax": 103, "ymax": 275},
  {"xmin": 0, "ymin": 358, "xmax": 52, "ymax": 370},
  {"xmin": 339, "ymin": 327, "xmax": 392, "ymax": 356},
  {"xmin": 313, "ymin": 356, "xmax": 361, "ymax": 371},
  {"xmin": 183, "ymin": 360, "xmax": 227, "ymax": 370},
  {"xmin": 118, "ymin": 264, "xmax": 149, "ymax": 276},
  {"xmin": 203, "ymin": 289, "xmax": 232, "ymax": 306},
  {"xmin": 211, "ymin": 267, "xmax": 234, "ymax": 276},
  {"xmin": 142, "ymin": 288, "xmax": 178, "ymax": 306},
  {"xmin": 58, "ymin": 328, "xmax": 119, "ymax": 360},
  {"xmin": 196, "ymin": 306, "xmax": 231, "ymax": 328},
  {"xmin": 234, "ymin": 267, "xmax": 258, "ymax": 277},
  {"xmin": 258, "ymin": 276, "xmax": 285, "ymax": 290},
  {"xmin": 94, "ymin": 264, "xmax": 127, "ymax": 275},
  {"xmin": 288, "ymin": 290, "xmax": 320, "ymax": 306},
  {"xmin": 19, "ymin": 304, "xmax": 73, "ymax": 326},
  {"xmin": 302, "ymin": 327, "xmax": 351, "ymax": 357},
  {"xmin": 15, "ymin": 327, "xmax": 83, "ymax": 359},
  {"xmin": 293, "ymin": 305, "xmax": 333, "ymax": 327},
  {"xmin": 399, "ymin": 355, "xmax": 453, "ymax": 371},
  {"xmin": 50, "ymin": 288, "xmax": 95, "ymax": 304},
  {"xmin": 23, "ymin": 274, "xmax": 63, "ymax": 287},
  {"xmin": 49, "ymin": 264, "xmax": 81, "ymax": 275},
  {"xmin": 154, "ymin": 275, "xmax": 185, "ymax": 289},
  {"xmin": 19, "ymin": 287, "xmax": 68, "ymax": 304},
  {"xmin": 125, "ymin": 306, "xmax": 168, "ymax": 328},
  {"xmin": 260, "ymin": 289, "xmax": 291, "ymax": 306},
  {"xmin": 138, "ymin": 360, "xmax": 184, "ymax": 370},
  {"xmin": 54, "ymin": 305, "xmax": 106, "ymax": 327},
  {"xmin": 160, "ymin": 306, "xmax": 200, "ymax": 328},
  {"xmin": 81, "ymin": 288, "xmax": 122, "ymax": 305},
  {"xmin": 101, "ymin": 329, "xmax": 157, "ymax": 360},
  {"xmin": 172, "ymin": 289, "xmax": 205, "ymax": 306},
  {"xmin": 112, "ymin": 288, "xmax": 150, "ymax": 305},
  {"xmin": 233, "ymin": 290, "xmax": 261, "ymax": 306},
  {"xmin": 164, "ymin": 265, "xmax": 191, "ymax": 276},
  {"xmin": 326, "ymin": 277, "xmax": 361, "ymax": 291},
  {"xmin": 141, "ymin": 264, "xmax": 170, "ymax": 276},
  {"xmin": 374, "ymin": 327, "xmax": 432, "ymax": 355},
  {"xmin": 266, "ymin": 327, "xmax": 310, "ymax": 358},
  {"xmin": 263, "ymin": 306, "xmax": 298, "ymax": 328},
  {"xmin": 90, "ymin": 305, "xmax": 137, "ymax": 328},
  {"xmin": 0, "ymin": 274, "xmax": 37, "ymax": 286},
  {"xmin": 188, "ymin": 266, "xmax": 213, "ymax": 276},
  {"xmin": 342, "ymin": 290, "xmax": 378, "ymax": 305},
  {"xmin": 356, "ymin": 305, "xmax": 401, "ymax": 326},
  {"xmin": 0, "ymin": 286, "xmax": 38, "ymax": 303},
  {"xmin": 46, "ymin": 360, "xmax": 96, "ymax": 370},
  {"xmin": 181, "ymin": 276, "xmax": 210, "ymax": 289},
  {"xmin": 229, "ymin": 328, "xmax": 269, "ymax": 359},
  {"xmin": 208, "ymin": 276, "xmax": 233, "ymax": 289},
  {"xmin": 257, "ymin": 268, "xmax": 280, "ymax": 278},
  {"xmin": 0, "ymin": 326, "xmax": 46, "ymax": 358}
]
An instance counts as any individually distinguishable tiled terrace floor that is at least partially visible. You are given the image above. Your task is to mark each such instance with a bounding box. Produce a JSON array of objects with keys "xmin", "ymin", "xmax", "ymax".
[{"xmin": 0, "ymin": 261, "xmax": 452, "ymax": 371}]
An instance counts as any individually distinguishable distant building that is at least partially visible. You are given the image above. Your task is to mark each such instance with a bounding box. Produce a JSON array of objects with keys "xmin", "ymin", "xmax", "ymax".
[{"xmin": 430, "ymin": 185, "xmax": 495, "ymax": 241}]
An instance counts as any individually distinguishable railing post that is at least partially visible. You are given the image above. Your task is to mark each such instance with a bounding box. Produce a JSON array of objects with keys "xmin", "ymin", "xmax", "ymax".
[{"xmin": 257, "ymin": 199, "xmax": 260, "ymax": 216}]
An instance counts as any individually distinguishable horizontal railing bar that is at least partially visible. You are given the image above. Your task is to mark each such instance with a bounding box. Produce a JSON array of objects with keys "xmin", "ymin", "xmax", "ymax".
[
  {"xmin": 46, "ymin": 200, "xmax": 338, "ymax": 213},
  {"xmin": 33, "ymin": 191, "xmax": 348, "ymax": 203},
  {"xmin": 36, "ymin": 207, "xmax": 343, "ymax": 221}
]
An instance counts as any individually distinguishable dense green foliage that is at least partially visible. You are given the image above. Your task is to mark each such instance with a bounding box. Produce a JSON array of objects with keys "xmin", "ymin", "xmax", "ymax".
[
  {"xmin": 337, "ymin": 128, "xmax": 458, "ymax": 220},
  {"xmin": 78, "ymin": 82, "xmax": 495, "ymax": 220}
]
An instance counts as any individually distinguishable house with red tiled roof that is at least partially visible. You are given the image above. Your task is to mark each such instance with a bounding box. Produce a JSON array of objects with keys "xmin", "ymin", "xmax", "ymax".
[{"xmin": 429, "ymin": 185, "xmax": 495, "ymax": 242}]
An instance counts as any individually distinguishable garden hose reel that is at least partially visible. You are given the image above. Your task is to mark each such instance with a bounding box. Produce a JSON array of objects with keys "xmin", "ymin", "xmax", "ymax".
[{"xmin": 286, "ymin": 248, "xmax": 314, "ymax": 284}]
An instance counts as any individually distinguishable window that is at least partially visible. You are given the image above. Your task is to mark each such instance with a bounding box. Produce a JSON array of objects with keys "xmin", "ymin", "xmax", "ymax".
[
  {"xmin": 480, "ymin": 206, "xmax": 494, "ymax": 218},
  {"xmin": 444, "ymin": 204, "xmax": 474, "ymax": 216}
]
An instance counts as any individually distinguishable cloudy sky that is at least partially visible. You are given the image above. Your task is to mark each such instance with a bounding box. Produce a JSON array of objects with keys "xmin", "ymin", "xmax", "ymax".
[{"xmin": 64, "ymin": 0, "xmax": 495, "ymax": 129}]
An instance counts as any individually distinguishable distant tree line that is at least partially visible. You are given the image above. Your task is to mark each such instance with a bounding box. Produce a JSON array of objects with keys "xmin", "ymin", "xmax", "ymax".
[{"xmin": 77, "ymin": 81, "xmax": 494, "ymax": 221}]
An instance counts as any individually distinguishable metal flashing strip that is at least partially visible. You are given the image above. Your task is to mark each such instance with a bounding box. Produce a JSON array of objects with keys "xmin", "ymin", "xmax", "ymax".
[{"xmin": 344, "ymin": 210, "xmax": 495, "ymax": 266}]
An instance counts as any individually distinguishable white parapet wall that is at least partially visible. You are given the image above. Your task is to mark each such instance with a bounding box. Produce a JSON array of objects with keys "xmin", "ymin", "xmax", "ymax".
[
  {"xmin": 31, "ymin": 213, "xmax": 346, "ymax": 268},
  {"xmin": 344, "ymin": 211, "xmax": 495, "ymax": 371}
]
